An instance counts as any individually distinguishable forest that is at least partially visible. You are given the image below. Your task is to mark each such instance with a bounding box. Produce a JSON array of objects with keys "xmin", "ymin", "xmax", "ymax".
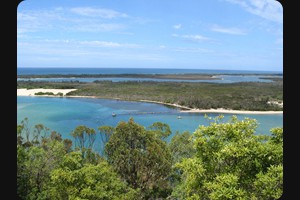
[
  {"xmin": 17, "ymin": 115, "xmax": 283, "ymax": 199},
  {"xmin": 17, "ymin": 80, "xmax": 283, "ymax": 111}
]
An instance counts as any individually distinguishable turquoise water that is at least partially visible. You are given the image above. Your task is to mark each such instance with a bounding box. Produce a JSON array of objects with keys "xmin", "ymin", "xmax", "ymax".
[{"xmin": 17, "ymin": 96, "xmax": 283, "ymax": 152}]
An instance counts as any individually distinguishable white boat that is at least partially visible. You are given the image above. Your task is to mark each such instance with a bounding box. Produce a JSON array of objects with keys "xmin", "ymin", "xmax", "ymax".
[
  {"xmin": 112, "ymin": 112, "xmax": 117, "ymax": 117},
  {"xmin": 177, "ymin": 116, "xmax": 182, "ymax": 119}
]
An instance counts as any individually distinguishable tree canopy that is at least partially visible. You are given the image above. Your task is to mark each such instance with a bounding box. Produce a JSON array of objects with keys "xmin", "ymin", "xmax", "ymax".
[
  {"xmin": 105, "ymin": 118, "xmax": 173, "ymax": 199},
  {"xmin": 17, "ymin": 116, "xmax": 283, "ymax": 200},
  {"xmin": 171, "ymin": 115, "xmax": 283, "ymax": 199}
]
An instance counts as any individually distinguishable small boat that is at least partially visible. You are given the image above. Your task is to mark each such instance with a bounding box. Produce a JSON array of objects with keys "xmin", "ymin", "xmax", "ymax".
[
  {"xmin": 112, "ymin": 112, "xmax": 117, "ymax": 117},
  {"xmin": 177, "ymin": 116, "xmax": 182, "ymax": 119}
]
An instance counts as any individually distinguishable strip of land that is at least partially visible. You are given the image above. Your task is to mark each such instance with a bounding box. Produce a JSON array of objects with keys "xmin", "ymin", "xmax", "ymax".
[
  {"xmin": 17, "ymin": 88, "xmax": 283, "ymax": 114},
  {"xmin": 139, "ymin": 99, "xmax": 282, "ymax": 114},
  {"xmin": 18, "ymin": 74, "xmax": 221, "ymax": 80},
  {"xmin": 17, "ymin": 88, "xmax": 77, "ymax": 96},
  {"xmin": 179, "ymin": 108, "xmax": 282, "ymax": 114}
]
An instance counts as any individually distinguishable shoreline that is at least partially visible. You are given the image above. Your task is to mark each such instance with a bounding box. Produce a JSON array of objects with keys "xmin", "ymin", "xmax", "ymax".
[
  {"xmin": 139, "ymin": 100, "xmax": 283, "ymax": 115},
  {"xmin": 179, "ymin": 108, "xmax": 282, "ymax": 114},
  {"xmin": 17, "ymin": 88, "xmax": 78, "ymax": 97},
  {"xmin": 17, "ymin": 88, "xmax": 283, "ymax": 115},
  {"xmin": 18, "ymin": 74, "xmax": 221, "ymax": 80}
]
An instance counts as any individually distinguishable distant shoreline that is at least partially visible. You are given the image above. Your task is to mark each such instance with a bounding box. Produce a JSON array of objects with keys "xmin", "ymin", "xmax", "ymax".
[
  {"xmin": 17, "ymin": 73, "xmax": 221, "ymax": 80},
  {"xmin": 17, "ymin": 88, "xmax": 283, "ymax": 115}
]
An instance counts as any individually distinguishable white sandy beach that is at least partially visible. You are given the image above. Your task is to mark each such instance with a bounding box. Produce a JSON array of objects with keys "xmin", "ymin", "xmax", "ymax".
[
  {"xmin": 139, "ymin": 100, "xmax": 192, "ymax": 110},
  {"xmin": 180, "ymin": 108, "xmax": 283, "ymax": 114},
  {"xmin": 17, "ymin": 88, "xmax": 78, "ymax": 96},
  {"xmin": 140, "ymin": 100, "xmax": 283, "ymax": 114},
  {"xmin": 17, "ymin": 88, "xmax": 283, "ymax": 114}
]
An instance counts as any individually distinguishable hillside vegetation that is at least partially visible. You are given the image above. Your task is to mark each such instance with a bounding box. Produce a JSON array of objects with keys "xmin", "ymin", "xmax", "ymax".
[{"xmin": 17, "ymin": 116, "xmax": 283, "ymax": 199}]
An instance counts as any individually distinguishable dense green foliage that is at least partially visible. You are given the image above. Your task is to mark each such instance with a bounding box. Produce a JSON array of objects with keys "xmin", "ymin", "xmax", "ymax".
[
  {"xmin": 170, "ymin": 115, "xmax": 283, "ymax": 199},
  {"xmin": 48, "ymin": 152, "xmax": 138, "ymax": 200},
  {"xmin": 17, "ymin": 119, "xmax": 138, "ymax": 200},
  {"xmin": 169, "ymin": 131, "xmax": 196, "ymax": 163},
  {"xmin": 17, "ymin": 79, "xmax": 283, "ymax": 111},
  {"xmin": 34, "ymin": 92, "xmax": 55, "ymax": 96},
  {"xmin": 17, "ymin": 116, "xmax": 283, "ymax": 199},
  {"xmin": 105, "ymin": 118, "xmax": 173, "ymax": 198}
]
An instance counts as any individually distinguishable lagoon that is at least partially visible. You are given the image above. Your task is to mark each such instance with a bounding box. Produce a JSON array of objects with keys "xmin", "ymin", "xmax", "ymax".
[{"xmin": 17, "ymin": 96, "xmax": 283, "ymax": 152}]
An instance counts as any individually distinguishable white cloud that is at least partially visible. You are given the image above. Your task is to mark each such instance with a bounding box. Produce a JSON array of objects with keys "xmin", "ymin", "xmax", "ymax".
[
  {"xmin": 182, "ymin": 34, "xmax": 210, "ymax": 42},
  {"xmin": 80, "ymin": 41, "xmax": 121, "ymax": 48},
  {"xmin": 17, "ymin": 11, "xmax": 50, "ymax": 34},
  {"xmin": 172, "ymin": 34, "xmax": 211, "ymax": 42},
  {"xmin": 17, "ymin": 7, "xmax": 128, "ymax": 37},
  {"xmin": 18, "ymin": 39, "xmax": 141, "ymax": 55},
  {"xmin": 70, "ymin": 7, "xmax": 128, "ymax": 18},
  {"xmin": 17, "ymin": 12, "xmax": 36, "ymax": 21},
  {"xmin": 173, "ymin": 24, "xmax": 181, "ymax": 29},
  {"xmin": 224, "ymin": 0, "xmax": 282, "ymax": 23},
  {"xmin": 69, "ymin": 23, "xmax": 125, "ymax": 32},
  {"xmin": 17, "ymin": 8, "xmax": 71, "ymax": 37},
  {"xmin": 80, "ymin": 40, "xmax": 140, "ymax": 48},
  {"xmin": 211, "ymin": 25, "xmax": 246, "ymax": 35}
]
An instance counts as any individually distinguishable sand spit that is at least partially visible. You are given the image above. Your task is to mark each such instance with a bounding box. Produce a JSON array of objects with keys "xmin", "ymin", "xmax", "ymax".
[{"xmin": 17, "ymin": 88, "xmax": 77, "ymax": 96}]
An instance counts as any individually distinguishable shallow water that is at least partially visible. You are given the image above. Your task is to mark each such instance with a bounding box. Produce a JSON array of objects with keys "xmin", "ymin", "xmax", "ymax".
[{"xmin": 17, "ymin": 96, "xmax": 283, "ymax": 152}]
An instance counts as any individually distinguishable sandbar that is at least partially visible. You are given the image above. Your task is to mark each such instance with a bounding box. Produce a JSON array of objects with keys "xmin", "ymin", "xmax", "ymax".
[{"xmin": 17, "ymin": 88, "xmax": 77, "ymax": 96}]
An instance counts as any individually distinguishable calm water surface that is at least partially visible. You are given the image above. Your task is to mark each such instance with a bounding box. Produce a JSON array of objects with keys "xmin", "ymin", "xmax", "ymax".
[
  {"xmin": 17, "ymin": 96, "xmax": 283, "ymax": 152},
  {"xmin": 17, "ymin": 67, "xmax": 282, "ymax": 75}
]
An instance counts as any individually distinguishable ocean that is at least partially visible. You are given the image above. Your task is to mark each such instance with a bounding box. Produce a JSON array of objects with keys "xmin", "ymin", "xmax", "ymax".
[
  {"xmin": 17, "ymin": 67, "xmax": 282, "ymax": 75},
  {"xmin": 17, "ymin": 68, "xmax": 282, "ymax": 83}
]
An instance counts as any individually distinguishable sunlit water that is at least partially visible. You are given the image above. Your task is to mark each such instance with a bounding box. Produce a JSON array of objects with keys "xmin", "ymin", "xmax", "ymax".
[{"xmin": 17, "ymin": 96, "xmax": 283, "ymax": 153}]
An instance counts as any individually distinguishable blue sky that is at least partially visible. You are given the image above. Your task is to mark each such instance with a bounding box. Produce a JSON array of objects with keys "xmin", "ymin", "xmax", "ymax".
[{"xmin": 17, "ymin": 0, "xmax": 283, "ymax": 71}]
